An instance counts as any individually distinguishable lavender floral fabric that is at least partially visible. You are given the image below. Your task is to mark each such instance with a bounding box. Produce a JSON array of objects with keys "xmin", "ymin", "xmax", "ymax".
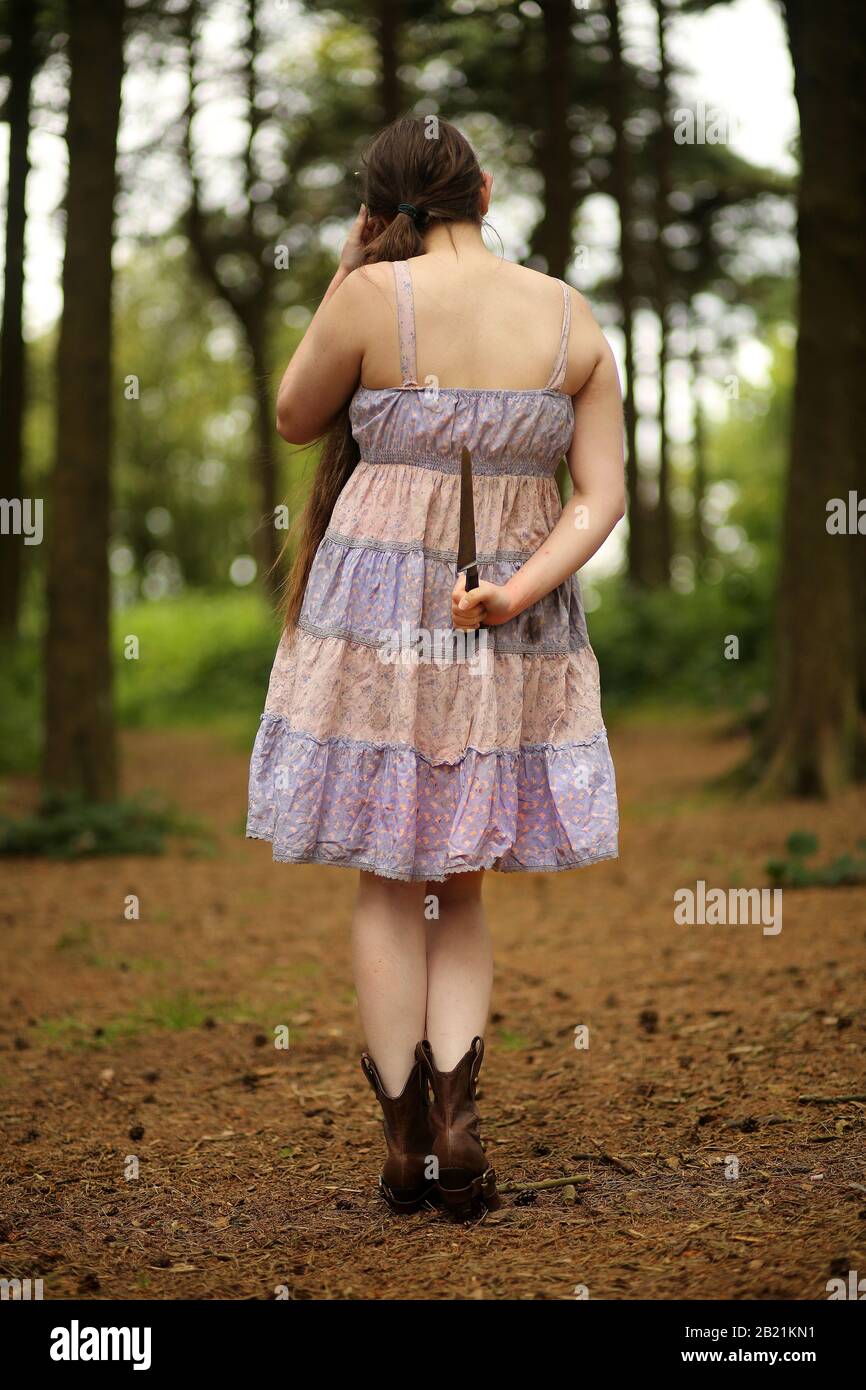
[
  {"xmin": 298, "ymin": 536, "xmax": 589, "ymax": 655},
  {"xmin": 247, "ymin": 260, "xmax": 619, "ymax": 880},
  {"xmin": 248, "ymin": 719, "xmax": 616, "ymax": 879}
]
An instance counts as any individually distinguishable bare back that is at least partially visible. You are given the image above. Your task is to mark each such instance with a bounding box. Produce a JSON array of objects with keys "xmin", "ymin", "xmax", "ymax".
[{"xmin": 357, "ymin": 254, "xmax": 601, "ymax": 398}]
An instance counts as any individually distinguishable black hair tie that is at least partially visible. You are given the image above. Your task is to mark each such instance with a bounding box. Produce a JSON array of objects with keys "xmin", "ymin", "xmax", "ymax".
[{"xmin": 397, "ymin": 202, "xmax": 423, "ymax": 226}]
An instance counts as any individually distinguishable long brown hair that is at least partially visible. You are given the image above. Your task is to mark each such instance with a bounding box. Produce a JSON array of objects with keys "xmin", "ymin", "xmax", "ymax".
[{"xmin": 281, "ymin": 116, "xmax": 484, "ymax": 629}]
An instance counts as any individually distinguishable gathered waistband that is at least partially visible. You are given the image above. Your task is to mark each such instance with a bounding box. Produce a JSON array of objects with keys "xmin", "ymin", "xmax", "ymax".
[{"xmin": 358, "ymin": 451, "xmax": 561, "ymax": 478}]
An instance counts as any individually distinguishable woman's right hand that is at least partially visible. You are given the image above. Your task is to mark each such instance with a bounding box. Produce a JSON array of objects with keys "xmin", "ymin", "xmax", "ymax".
[{"xmin": 340, "ymin": 204, "xmax": 369, "ymax": 272}]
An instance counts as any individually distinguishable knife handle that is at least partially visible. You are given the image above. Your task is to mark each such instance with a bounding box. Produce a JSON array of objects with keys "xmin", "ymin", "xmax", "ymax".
[{"xmin": 462, "ymin": 565, "xmax": 486, "ymax": 631}]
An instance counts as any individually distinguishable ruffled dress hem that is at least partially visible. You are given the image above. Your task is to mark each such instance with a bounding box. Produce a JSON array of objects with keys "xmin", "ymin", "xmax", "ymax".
[
  {"xmin": 244, "ymin": 827, "xmax": 619, "ymax": 882},
  {"xmin": 246, "ymin": 712, "xmax": 619, "ymax": 881}
]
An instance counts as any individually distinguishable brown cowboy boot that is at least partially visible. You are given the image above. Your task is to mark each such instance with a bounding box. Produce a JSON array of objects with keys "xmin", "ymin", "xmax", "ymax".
[
  {"xmin": 417, "ymin": 1037, "xmax": 500, "ymax": 1220},
  {"xmin": 360, "ymin": 1052, "xmax": 434, "ymax": 1214}
]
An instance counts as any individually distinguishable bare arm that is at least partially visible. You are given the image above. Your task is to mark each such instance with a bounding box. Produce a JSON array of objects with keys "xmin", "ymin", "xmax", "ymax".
[
  {"xmin": 453, "ymin": 306, "xmax": 626, "ymax": 629},
  {"xmin": 500, "ymin": 339, "xmax": 626, "ymax": 618},
  {"xmin": 275, "ymin": 207, "xmax": 369, "ymax": 444}
]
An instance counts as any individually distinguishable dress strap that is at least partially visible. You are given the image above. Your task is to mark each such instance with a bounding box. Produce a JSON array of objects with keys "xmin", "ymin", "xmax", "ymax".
[
  {"xmin": 392, "ymin": 260, "xmax": 419, "ymax": 387},
  {"xmin": 544, "ymin": 279, "xmax": 572, "ymax": 391}
]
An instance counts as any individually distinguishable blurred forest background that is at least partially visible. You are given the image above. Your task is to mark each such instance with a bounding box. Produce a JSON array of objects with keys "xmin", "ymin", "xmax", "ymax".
[
  {"xmin": 4, "ymin": 2, "xmax": 866, "ymax": 1307},
  {"xmin": 1, "ymin": 0, "xmax": 865, "ymax": 838}
]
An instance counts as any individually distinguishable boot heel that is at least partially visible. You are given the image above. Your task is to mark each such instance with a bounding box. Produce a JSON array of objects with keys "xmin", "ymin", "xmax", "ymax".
[
  {"xmin": 436, "ymin": 1166, "xmax": 499, "ymax": 1221},
  {"xmin": 379, "ymin": 1177, "xmax": 433, "ymax": 1214},
  {"xmin": 480, "ymin": 1166, "xmax": 501, "ymax": 1211}
]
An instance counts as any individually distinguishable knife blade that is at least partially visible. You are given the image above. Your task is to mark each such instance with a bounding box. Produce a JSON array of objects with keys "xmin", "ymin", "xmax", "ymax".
[
  {"xmin": 456, "ymin": 445, "xmax": 487, "ymax": 637},
  {"xmin": 456, "ymin": 446, "xmax": 480, "ymax": 592}
]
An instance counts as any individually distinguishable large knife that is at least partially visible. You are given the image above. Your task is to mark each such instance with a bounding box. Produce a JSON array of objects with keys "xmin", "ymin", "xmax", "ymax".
[{"xmin": 457, "ymin": 445, "xmax": 481, "ymax": 597}]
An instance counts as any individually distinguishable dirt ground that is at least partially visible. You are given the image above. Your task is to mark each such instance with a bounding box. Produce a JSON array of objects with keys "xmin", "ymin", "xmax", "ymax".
[{"xmin": 1, "ymin": 715, "xmax": 864, "ymax": 1301}]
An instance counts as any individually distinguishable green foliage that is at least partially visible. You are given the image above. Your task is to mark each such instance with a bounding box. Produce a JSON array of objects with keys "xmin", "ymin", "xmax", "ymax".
[
  {"xmin": 589, "ymin": 568, "xmax": 772, "ymax": 710},
  {"xmin": 710, "ymin": 331, "xmax": 793, "ymax": 571},
  {"xmin": 34, "ymin": 990, "xmax": 261, "ymax": 1050},
  {"xmin": 766, "ymin": 834, "xmax": 866, "ymax": 889},
  {"xmin": 18, "ymin": 241, "xmax": 318, "ymax": 611},
  {"xmin": 1, "ymin": 592, "xmax": 278, "ymax": 777},
  {"xmin": 115, "ymin": 590, "xmax": 280, "ymax": 733},
  {"xmin": 0, "ymin": 638, "xmax": 41, "ymax": 772},
  {"xmin": 0, "ymin": 793, "xmax": 210, "ymax": 860},
  {"xmin": 784, "ymin": 830, "xmax": 819, "ymax": 858},
  {"xmin": 113, "ymin": 245, "xmax": 279, "ymax": 595}
]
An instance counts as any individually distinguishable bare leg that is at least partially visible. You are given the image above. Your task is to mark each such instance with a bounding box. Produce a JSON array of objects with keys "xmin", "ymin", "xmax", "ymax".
[
  {"xmin": 424, "ymin": 871, "xmax": 493, "ymax": 1071},
  {"xmin": 350, "ymin": 870, "xmax": 428, "ymax": 1097}
]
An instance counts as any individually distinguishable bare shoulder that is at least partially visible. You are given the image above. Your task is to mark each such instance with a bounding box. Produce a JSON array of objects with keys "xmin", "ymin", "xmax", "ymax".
[
  {"xmin": 506, "ymin": 262, "xmax": 603, "ymax": 330},
  {"xmin": 324, "ymin": 264, "xmax": 395, "ymax": 337},
  {"xmin": 496, "ymin": 258, "xmax": 567, "ymax": 302},
  {"xmin": 352, "ymin": 261, "xmax": 397, "ymax": 300},
  {"xmin": 323, "ymin": 263, "xmax": 394, "ymax": 313},
  {"xmin": 566, "ymin": 283, "xmax": 601, "ymax": 327},
  {"xmin": 495, "ymin": 263, "xmax": 610, "ymax": 391}
]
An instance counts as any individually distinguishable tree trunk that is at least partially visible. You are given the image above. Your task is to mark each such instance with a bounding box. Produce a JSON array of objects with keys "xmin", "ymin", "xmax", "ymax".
[
  {"xmin": 652, "ymin": 0, "xmax": 673, "ymax": 584},
  {"xmin": 43, "ymin": 0, "xmax": 124, "ymax": 803},
  {"xmin": 605, "ymin": 0, "xmax": 646, "ymax": 586},
  {"xmin": 0, "ymin": 0, "xmax": 37, "ymax": 638},
  {"xmin": 689, "ymin": 327, "xmax": 708, "ymax": 573},
  {"xmin": 182, "ymin": 0, "xmax": 282, "ymax": 601},
  {"xmin": 531, "ymin": 0, "xmax": 576, "ymax": 508},
  {"xmin": 530, "ymin": 0, "xmax": 574, "ymax": 280},
  {"xmin": 761, "ymin": 0, "xmax": 866, "ymax": 794}
]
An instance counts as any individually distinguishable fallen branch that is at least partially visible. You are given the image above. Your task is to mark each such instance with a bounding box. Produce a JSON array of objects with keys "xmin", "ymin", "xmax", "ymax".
[
  {"xmin": 592, "ymin": 1141, "xmax": 639, "ymax": 1175},
  {"xmin": 498, "ymin": 1173, "xmax": 591, "ymax": 1194}
]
